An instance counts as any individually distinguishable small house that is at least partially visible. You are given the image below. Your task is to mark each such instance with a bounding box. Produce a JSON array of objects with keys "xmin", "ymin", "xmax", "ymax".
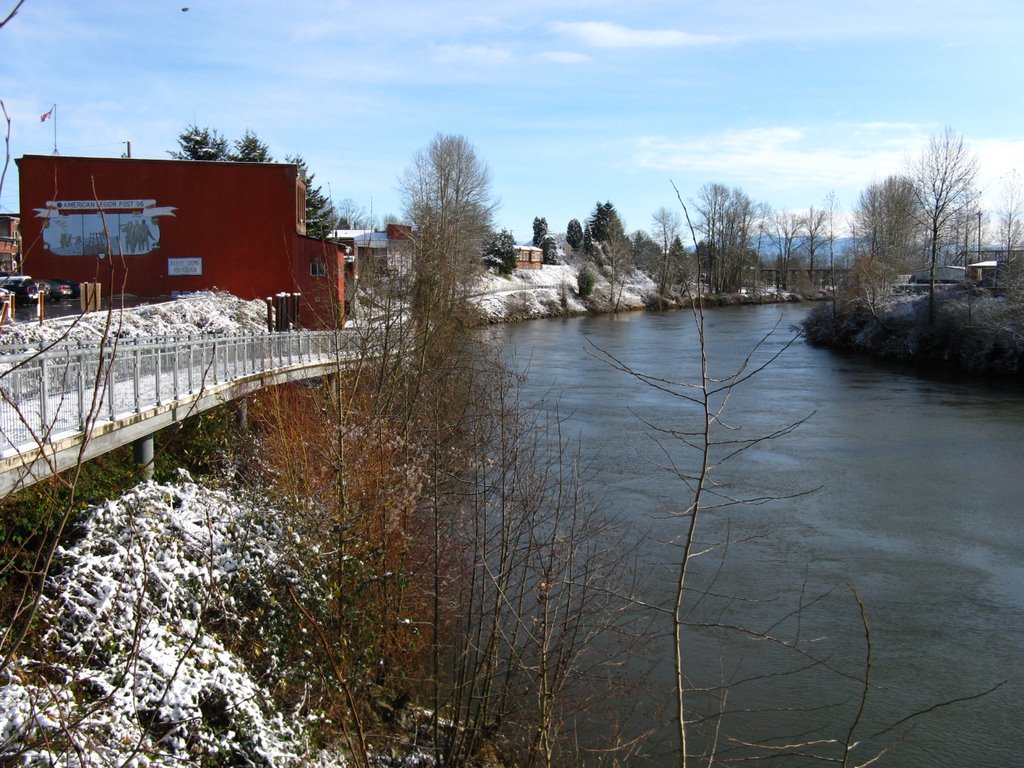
[{"xmin": 514, "ymin": 245, "xmax": 543, "ymax": 270}]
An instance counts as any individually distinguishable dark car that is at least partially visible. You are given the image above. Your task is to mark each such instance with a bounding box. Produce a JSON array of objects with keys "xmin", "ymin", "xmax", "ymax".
[
  {"xmin": 48, "ymin": 278, "xmax": 81, "ymax": 299},
  {"xmin": 44, "ymin": 279, "xmax": 75, "ymax": 301},
  {"xmin": 1, "ymin": 276, "xmax": 47, "ymax": 301}
]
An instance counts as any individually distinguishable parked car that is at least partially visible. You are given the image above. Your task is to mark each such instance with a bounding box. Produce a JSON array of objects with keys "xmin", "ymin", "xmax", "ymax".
[
  {"xmin": 48, "ymin": 278, "xmax": 81, "ymax": 299},
  {"xmin": 2, "ymin": 276, "xmax": 47, "ymax": 300},
  {"xmin": 44, "ymin": 279, "xmax": 75, "ymax": 301}
]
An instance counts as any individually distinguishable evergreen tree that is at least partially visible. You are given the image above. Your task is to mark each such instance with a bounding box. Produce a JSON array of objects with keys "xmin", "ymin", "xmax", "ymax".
[
  {"xmin": 577, "ymin": 264, "xmax": 596, "ymax": 297},
  {"xmin": 583, "ymin": 224, "xmax": 594, "ymax": 257},
  {"xmin": 630, "ymin": 230, "xmax": 662, "ymax": 272},
  {"xmin": 532, "ymin": 216, "xmax": 548, "ymax": 247},
  {"xmin": 230, "ymin": 129, "xmax": 273, "ymax": 162},
  {"xmin": 588, "ymin": 201, "xmax": 624, "ymax": 244},
  {"xmin": 541, "ymin": 234, "xmax": 558, "ymax": 265},
  {"xmin": 670, "ymin": 235, "xmax": 687, "ymax": 264},
  {"xmin": 170, "ymin": 123, "xmax": 230, "ymax": 161},
  {"xmin": 482, "ymin": 228, "xmax": 518, "ymax": 274},
  {"xmin": 566, "ymin": 218, "xmax": 584, "ymax": 251}
]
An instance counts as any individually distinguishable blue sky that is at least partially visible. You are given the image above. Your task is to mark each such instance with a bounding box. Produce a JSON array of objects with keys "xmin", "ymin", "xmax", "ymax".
[{"xmin": 2, "ymin": 0, "xmax": 1023, "ymax": 241}]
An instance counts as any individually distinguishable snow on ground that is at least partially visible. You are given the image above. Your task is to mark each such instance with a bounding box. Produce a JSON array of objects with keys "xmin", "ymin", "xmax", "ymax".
[
  {"xmin": 0, "ymin": 268, "xmax": 659, "ymax": 765},
  {"xmin": 472, "ymin": 263, "xmax": 658, "ymax": 322},
  {"xmin": 0, "ymin": 292, "xmax": 269, "ymax": 349},
  {"xmin": 0, "ymin": 473, "xmax": 335, "ymax": 766},
  {"xmin": 0, "ymin": 263, "xmax": 662, "ymax": 350}
]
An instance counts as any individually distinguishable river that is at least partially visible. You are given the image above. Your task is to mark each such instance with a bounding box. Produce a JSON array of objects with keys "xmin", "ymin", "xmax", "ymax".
[{"xmin": 493, "ymin": 303, "xmax": 1023, "ymax": 767}]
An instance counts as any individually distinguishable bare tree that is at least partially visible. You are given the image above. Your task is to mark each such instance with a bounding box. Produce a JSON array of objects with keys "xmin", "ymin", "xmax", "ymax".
[
  {"xmin": 0, "ymin": 0, "xmax": 26, "ymax": 31},
  {"xmin": 824, "ymin": 190, "xmax": 843, "ymax": 315},
  {"xmin": 770, "ymin": 209, "xmax": 803, "ymax": 291},
  {"xmin": 909, "ymin": 127, "xmax": 979, "ymax": 322},
  {"xmin": 399, "ymin": 132, "xmax": 497, "ymax": 326},
  {"xmin": 694, "ymin": 183, "xmax": 760, "ymax": 293},
  {"xmin": 848, "ymin": 174, "xmax": 920, "ymax": 304},
  {"xmin": 652, "ymin": 206, "xmax": 682, "ymax": 301},
  {"xmin": 335, "ymin": 197, "xmax": 371, "ymax": 229},
  {"xmin": 996, "ymin": 169, "xmax": 1024, "ymax": 259},
  {"xmin": 852, "ymin": 174, "xmax": 920, "ymax": 274},
  {"xmin": 802, "ymin": 205, "xmax": 828, "ymax": 290}
]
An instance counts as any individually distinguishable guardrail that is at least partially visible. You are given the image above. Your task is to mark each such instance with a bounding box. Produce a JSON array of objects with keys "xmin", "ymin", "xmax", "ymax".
[{"xmin": 0, "ymin": 330, "xmax": 355, "ymax": 458}]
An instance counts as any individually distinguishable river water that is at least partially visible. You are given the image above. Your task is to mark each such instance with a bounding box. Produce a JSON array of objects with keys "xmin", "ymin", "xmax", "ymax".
[{"xmin": 493, "ymin": 303, "xmax": 1023, "ymax": 767}]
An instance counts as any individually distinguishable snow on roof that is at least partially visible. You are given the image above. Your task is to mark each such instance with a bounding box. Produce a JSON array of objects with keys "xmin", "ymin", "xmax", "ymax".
[
  {"xmin": 329, "ymin": 229, "xmax": 371, "ymax": 239},
  {"xmin": 968, "ymin": 260, "xmax": 999, "ymax": 268},
  {"xmin": 353, "ymin": 232, "xmax": 389, "ymax": 248}
]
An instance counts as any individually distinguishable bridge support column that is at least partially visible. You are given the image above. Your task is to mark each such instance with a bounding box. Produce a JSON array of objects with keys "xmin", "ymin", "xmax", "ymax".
[
  {"xmin": 235, "ymin": 399, "xmax": 248, "ymax": 431},
  {"xmin": 134, "ymin": 434, "xmax": 155, "ymax": 481}
]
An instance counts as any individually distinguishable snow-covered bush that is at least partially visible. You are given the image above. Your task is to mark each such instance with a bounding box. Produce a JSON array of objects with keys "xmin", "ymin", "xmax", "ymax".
[
  {"xmin": 802, "ymin": 291, "xmax": 1024, "ymax": 374},
  {"xmin": 576, "ymin": 264, "xmax": 595, "ymax": 298},
  {"xmin": 0, "ymin": 473, "xmax": 328, "ymax": 766}
]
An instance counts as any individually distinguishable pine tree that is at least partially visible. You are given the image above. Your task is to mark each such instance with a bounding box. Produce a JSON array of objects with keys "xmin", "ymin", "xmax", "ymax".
[
  {"xmin": 532, "ymin": 216, "xmax": 548, "ymax": 247},
  {"xmin": 230, "ymin": 129, "xmax": 273, "ymax": 162},
  {"xmin": 542, "ymin": 234, "xmax": 558, "ymax": 265},
  {"xmin": 588, "ymin": 201, "xmax": 624, "ymax": 244},
  {"xmin": 566, "ymin": 218, "xmax": 584, "ymax": 251},
  {"xmin": 170, "ymin": 123, "xmax": 230, "ymax": 161},
  {"xmin": 482, "ymin": 228, "xmax": 518, "ymax": 274}
]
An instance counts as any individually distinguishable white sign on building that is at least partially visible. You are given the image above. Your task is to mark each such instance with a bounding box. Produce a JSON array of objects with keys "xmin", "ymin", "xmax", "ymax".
[{"xmin": 167, "ymin": 257, "xmax": 202, "ymax": 276}]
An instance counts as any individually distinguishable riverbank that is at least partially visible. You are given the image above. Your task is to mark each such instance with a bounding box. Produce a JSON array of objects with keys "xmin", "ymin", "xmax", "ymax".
[
  {"xmin": 471, "ymin": 262, "xmax": 810, "ymax": 324},
  {"xmin": 0, "ymin": 264, "xmax": 814, "ymax": 346},
  {"xmin": 802, "ymin": 289, "xmax": 1024, "ymax": 376}
]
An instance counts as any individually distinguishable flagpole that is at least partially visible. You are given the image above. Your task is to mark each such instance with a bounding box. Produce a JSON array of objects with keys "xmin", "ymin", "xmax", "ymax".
[{"xmin": 52, "ymin": 104, "xmax": 57, "ymax": 154}]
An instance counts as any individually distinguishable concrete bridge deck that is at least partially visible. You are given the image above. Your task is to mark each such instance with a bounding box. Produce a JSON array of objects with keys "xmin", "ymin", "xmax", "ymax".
[{"xmin": 0, "ymin": 330, "xmax": 354, "ymax": 496}]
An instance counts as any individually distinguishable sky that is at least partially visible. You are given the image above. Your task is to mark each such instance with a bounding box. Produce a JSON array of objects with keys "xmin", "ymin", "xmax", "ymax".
[{"xmin": 2, "ymin": 0, "xmax": 1024, "ymax": 241}]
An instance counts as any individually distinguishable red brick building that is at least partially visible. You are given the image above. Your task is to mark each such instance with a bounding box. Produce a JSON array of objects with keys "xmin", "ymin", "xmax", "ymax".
[
  {"xmin": 17, "ymin": 155, "xmax": 345, "ymax": 327},
  {"xmin": 0, "ymin": 214, "xmax": 19, "ymax": 273}
]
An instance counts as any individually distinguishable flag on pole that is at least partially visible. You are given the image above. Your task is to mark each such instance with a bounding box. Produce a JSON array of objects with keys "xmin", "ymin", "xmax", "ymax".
[{"xmin": 40, "ymin": 106, "xmax": 54, "ymax": 122}]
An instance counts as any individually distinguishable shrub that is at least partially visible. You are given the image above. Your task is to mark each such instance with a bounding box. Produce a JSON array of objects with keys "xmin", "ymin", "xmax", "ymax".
[{"xmin": 577, "ymin": 265, "xmax": 596, "ymax": 298}]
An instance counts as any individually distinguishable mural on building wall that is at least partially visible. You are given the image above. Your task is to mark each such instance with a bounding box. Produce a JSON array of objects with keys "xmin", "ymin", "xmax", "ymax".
[{"xmin": 33, "ymin": 200, "xmax": 176, "ymax": 256}]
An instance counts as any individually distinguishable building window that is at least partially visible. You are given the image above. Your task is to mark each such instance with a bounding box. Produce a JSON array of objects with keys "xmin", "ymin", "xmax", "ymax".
[{"xmin": 310, "ymin": 261, "xmax": 327, "ymax": 277}]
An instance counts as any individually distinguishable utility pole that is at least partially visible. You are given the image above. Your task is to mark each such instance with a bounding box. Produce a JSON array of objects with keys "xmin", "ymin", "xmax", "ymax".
[{"xmin": 977, "ymin": 209, "xmax": 982, "ymax": 261}]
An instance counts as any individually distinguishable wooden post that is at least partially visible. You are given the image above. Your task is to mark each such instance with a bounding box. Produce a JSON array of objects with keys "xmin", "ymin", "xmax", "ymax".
[{"xmin": 80, "ymin": 282, "xmax": 102, "ymax": 313}]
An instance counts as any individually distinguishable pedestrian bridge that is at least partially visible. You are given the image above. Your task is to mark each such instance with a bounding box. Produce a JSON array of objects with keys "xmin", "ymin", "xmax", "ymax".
[{"xmin": 0, "ymin": 330, "xmax": 355, "ymax": 497}]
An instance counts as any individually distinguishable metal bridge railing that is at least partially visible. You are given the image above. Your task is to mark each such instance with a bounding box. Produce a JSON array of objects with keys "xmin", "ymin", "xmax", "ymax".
[{"xmin": 0, "ymin": 330, "xmax": 356, "ymax": 457}]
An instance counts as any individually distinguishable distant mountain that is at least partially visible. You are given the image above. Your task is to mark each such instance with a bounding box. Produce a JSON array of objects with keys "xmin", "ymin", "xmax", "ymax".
[{"xmin": 753, "ymin": 235, "xmax": 857, "ymax": 259}]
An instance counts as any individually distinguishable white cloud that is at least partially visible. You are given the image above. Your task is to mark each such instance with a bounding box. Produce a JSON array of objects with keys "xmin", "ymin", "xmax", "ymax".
[
  {"xmin": 633, "ymin": 124, "xmax": 925, "ymax": 205},
  {"xmin": 634, "ymin": 124, "xmax": 1024, "ymax": 215},
  {"xmin": 550, "ymin": 21, "xmax": 727, "ymax": 49}
]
